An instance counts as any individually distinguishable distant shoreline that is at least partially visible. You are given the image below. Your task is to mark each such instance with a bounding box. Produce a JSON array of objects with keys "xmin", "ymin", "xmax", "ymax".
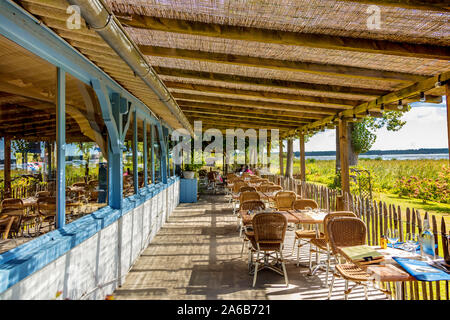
[{"xmin": 292, "ymin": 148, "xmax": 449, "ymax": 157}]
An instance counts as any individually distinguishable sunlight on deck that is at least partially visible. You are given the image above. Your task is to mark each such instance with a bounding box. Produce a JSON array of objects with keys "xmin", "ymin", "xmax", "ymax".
[{"xmin": 114, "ymin": 195, "xmax": 388, "ymax": 300}]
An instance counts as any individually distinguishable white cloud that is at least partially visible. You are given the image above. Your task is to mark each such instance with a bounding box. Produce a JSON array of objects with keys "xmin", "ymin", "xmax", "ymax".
[{"xmin": 293, "ymin": 104, "xmax": 447, "ymax": 152}]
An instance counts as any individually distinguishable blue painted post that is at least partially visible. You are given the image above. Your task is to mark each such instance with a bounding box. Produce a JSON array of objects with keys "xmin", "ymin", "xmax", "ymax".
[
  {"xmin": 133, "ymin": 110, "xmax": 138, "ymax": 192},
  {"xmin": 151, "ymin": 125, "xmax": 155, "ymax": 184},
  {"xmin": 157, "ymin": 124, "xmax": 168, "ymax": 184},
  {"xmin": 143, "ymin": 119, "xmax": 148, "ymax": 187},
  {"xmin": 56, "ymin": 67, "xmax": 65, "ymax": 229},
  {"xmin": 108, "ymin": 93, "xmax": 123, "ymax": 209}
]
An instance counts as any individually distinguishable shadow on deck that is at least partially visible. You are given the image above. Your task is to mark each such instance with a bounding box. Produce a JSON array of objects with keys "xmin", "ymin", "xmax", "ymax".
[{"xmin": 113, "ymin": 195, "xmax": 388, "ymax": 300}]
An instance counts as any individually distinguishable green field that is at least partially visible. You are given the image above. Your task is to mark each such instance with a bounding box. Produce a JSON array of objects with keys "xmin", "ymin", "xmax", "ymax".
[{"xmin": 272, "ymin": 158, "xmax": 450, "ymax": 219}]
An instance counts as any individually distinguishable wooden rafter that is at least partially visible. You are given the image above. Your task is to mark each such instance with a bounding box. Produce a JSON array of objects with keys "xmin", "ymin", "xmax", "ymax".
[
  {"xmin": 286, "ymin": 71, "xmax": 450, "ymax": 135},
  {"xmin": 165, "ymin": 81, "xmax": 363, "ymax": 106},
  {"xmin": 335, "ymin": 0, "xmax": 450, "ymax": 11},
  {"xmin": 154, "ymin": 67, "xmax": 390, "ymax": 97},
  {"xmin": 141, "ymin": 46, "xmax": 427, "ymax": 82},
  {"xmin": 172, "ymin": 93, "xmax": 342, "ymax": 115},
  {"xmin": 117, "ymin": 16, "xmax": 450, "ymax": 60}
]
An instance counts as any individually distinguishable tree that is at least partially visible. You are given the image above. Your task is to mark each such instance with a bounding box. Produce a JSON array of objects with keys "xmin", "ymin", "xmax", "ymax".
[
  {"xmin": 336, "ymin": 108, "xmax": 409, "ymax": 170},
  {"xmin": 12, "ymin": 139, "xmax": 33, "ymax": 170},
  {"xmin": 76, "ymin": 142, "xmax": 95, "ymax": 183}
]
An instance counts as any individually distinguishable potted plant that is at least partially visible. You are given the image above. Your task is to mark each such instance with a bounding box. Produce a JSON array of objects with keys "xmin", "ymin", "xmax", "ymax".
[{"xmin": 183, "ymin": 163, "xmax": 203, "ymax": 179}]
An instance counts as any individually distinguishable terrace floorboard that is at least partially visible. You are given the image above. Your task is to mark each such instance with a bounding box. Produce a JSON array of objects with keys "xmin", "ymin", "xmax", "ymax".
[{"xmin": 114, "ymin": 195, "xmax": 389, "ymax": 300}]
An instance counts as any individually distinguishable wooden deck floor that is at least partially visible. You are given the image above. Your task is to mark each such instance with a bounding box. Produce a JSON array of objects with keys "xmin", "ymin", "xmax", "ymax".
[{"xmin": 113, "ymin": 195, "xmax": 388, "ymax": 300}]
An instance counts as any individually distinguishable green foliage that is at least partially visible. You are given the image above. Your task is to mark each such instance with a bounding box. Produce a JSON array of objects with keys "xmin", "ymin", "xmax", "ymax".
[
  {"xmin": 351, "ymin": 108, "xmax": 409, "ymax": 155},
  {"xmin": 394, "ymin": 166, "xmax": 450, "ymax": 204},
  {"xmin": 76, "ymin": 142, "xmax": 95, "ymax": 161}
]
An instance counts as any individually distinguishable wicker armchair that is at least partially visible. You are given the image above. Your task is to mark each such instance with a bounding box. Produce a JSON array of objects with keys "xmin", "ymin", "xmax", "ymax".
[
  {"xmin": 231, "ymin": 181, "xmax": 247, "ymax": 209},
  {"xmin": 292, "ymin": 199, "xmax": 320, "ymax": 258},
  {"xmin": 247, "ymin": 212, "xmax": 289, "ymax": 287},
  {"xmin": 326, "ymin": 217, "xmax": 371, "ymax": 300},
  {"xmin": 308, "ymin": 211, "xmax": 356, "ymax": 286},
  {"xmin": 239, "ymin": 200, "xmax": 266, "ymax": 256},
  {"xmin": 0, "ymin": 198, "xmax": 25, "ymax": 238},
  {"xmin": 0, "ymin": 216, "xmax": 14, "ymax": 240},
  {"xmin": 37, "ymin": 196, "xmax": 57, "ymax": 233},
  {"xmin": 274, "ymin": 191, "xmax": 296, "ymax": 210},
  {"xmin": 293, "ymin": 199, "xmax": 319, "ymax": 210},
  {"xmin": 239, "ymin": 186, "xmax": 256, "ymax": 193}
]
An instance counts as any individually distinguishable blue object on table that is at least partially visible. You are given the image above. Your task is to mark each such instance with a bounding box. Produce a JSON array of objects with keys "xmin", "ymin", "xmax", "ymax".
[
  {"xmin": 388, "ymin": 241, "xmax": 420, "ymax": 253},
  {"xmin": 180, "ymin": 178, "xmax": 197, "ymax": 203},
  {"xmin": 392, "ymin": 257, "xmax": 450, "ymax": 281}
]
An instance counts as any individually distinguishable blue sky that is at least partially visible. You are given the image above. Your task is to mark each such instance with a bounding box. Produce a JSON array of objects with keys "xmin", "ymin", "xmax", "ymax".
[{"xmin": 296, "ymin": 97, "xmax": 448, "ymax": 152}]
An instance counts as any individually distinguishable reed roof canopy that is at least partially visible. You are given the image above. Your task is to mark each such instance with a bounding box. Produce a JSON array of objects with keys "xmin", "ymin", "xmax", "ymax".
[{"xmin": 5, "ymin": 0, "xmax": 450, "ymax": 140}]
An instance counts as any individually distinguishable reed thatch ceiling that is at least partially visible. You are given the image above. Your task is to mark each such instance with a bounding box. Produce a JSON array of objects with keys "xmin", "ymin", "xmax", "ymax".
[{"xmin": 13, "ymin": 0, "xmax": 450, "ymax": 138}]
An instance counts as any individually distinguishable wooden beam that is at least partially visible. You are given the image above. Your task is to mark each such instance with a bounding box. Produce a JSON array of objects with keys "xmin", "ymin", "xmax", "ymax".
[
  {"xmin": 299, "ymin": 135, "xmax": 306, "ymax": 182},
  {"xmin": 286, "ymin": 71, "xmax": 450, "ymax": 136},
  {"xmin": 447, "ymin": 83, "xmax": 450, "ymax": 164},
  {"xmin": 154, "ymin": 66, "xmax": 390, "ymax": 97},
  {"xmin": 4, "ymin": 136, "xmax": 11, "ymax": 195},
  {"xmin": 173, "ymin": 93, "xmax": 338, "ymax": 116},
  {"xmin": 178, "ymin": 101, "xmax": 316, "ymax": 120},
  {"xmin": 141, "ymin": 46, "xmax": 425, "ymax": 82},
  {"xmin": 186, "ymin": 116, "xmax": 298, "ymax": 128},
  {"xmin": 117, "ymin": 15, "xmax": 450, "ymax": 60},
  {"xmin": 338, "ymin": 119, "xmax": 350, "ymax": 196},
  {"xmin": 335, "ymin": 0, "xmax": 450, "ymax": 11},
  {"xmin": 279, "ymin": 139, "xmax": 284, "ymax": 176},
  {"xmin": 166, "ymin": 81, "xmax": 363, "ymax": 107},
  {"xmin": 182, "ymin": 108, "xmax": 309, "ymax": 124}
]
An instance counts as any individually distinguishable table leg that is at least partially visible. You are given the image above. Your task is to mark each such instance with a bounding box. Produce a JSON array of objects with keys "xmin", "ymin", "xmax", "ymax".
[{"xmin": 395, "ymin": 282, "xmax": 402, "ymax": 300}]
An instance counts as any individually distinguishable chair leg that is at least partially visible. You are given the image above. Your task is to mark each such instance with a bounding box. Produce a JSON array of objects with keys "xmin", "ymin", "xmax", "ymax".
[
  {"xmin": 291, "ymin": 238, "xmax": 296, "ymax": 255},
  {"xmin": 328, "ymin": 273, "xmax": 336, "ymax": 300},
  {"xmin": 308, "ymin": 244, "xmax": 313, "ymax": 273},
  {"xmin": 344, "ymin": 280, "xmax": 349, "ymax": 300},
  {"xmin": 364, "ymin": 285, "xmax": 368, "ymax": 300},
  {"xmin": 296, "ymin": 240, "xmax": 300, "ymax": 267},
  {"xmin": 280, "ymin": 249, "xmax": 288, "ymax": 287},
  {"xmin": 325, "ymin": 250, "xmax": 330, "ymax": 288},
  {"xmin": 253, "ymin": 251, "xmax": 260, "ymax": 287},
  {"xmin": 241, "ymin": 239, "xmax": 246, "ymax": 257}
]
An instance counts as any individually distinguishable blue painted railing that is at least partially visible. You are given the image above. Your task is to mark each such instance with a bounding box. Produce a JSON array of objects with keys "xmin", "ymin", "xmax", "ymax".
[{"xmin": 0, "ymin": 176, "xmax": 178, "ymax": 294}]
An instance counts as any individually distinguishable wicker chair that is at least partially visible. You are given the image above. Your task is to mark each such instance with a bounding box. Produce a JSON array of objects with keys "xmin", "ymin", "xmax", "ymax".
[
  {"xmin": 0, "ymin": 198, "xmax": 25, "ymax": 238},
  {"xmin": 37, "ymin": 196, "xmax": 57, "ymax": 233},
  {"xmin": 230, "ymin": 181, "xmax": 247, "ymax": 209},
  {"xmin": 247, "ymin": 212, "xmax": 289, "ymax": 287},
  {"xmin": 293, "ymin": 199, "xmax": 319, "ymax": 210},
  {"xmin": 308, "ymin": 211, "xmax": 357, "ymax": 286},
  {"xmin": 292, "ymin": 199, "xmax": 321, "ymax": 259},
  {"xmin": 0, "ymin": 216, "xmax": 15, "ymax": 240},
  {"xmin": 274, "ymin": 191, "xmax": 296, "ymax": 210},
  {"xmin": 239, "ymin": 200, "xmax": 266, "ymax": 256},
  {"xmin": 326, "ymin": 217, "xmax": 370, "ymax": 300}
]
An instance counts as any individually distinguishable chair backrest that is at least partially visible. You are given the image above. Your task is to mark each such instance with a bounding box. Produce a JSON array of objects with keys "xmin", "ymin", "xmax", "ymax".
[
  {"xmin": 239, "ymin": 186, "xmax": 256, "ymax": 193},
  {"xmin": 72, "ymin": 182, "xmax": 87, "ymax": 188},
  {"xmin": 323, "ymin": 211, "xmax": 357, "ymax": 242},
  {"xmin": 37, "ymin": 197, "xmax": 57, "ymax": 216},
  {"xmin": 252, "ymin": 212, "xmax": 288, "ymax": 248},
  {"xmin": 239, "ymin": 191, "xmax": 261, "ymax": 203},
  {"xmin": 256, "ymin": 183, "xmax": 272, "ymax": 192},
  {"xmin": 266, "ymin": 185, "xmax": 283, "ymax": 193},
  {"xmin": 1, "ymin": 198, "xmax": 24, "ymax": 210},
  {"xmin": 36, "ymin": 191, "xmax": 51, "ymax": 198},
  {"xmin": 293, "ymin": 199, "xmax": 319, "ymax": 210},
  {"xmin": 275, "ymin": 195, "xmax": 296, "ymax": 210},
  {"xmin": 232, "ymin": 181, "xmax": 247, "ymax": 193},
  {"xmin": 327, "ymin": 217, "xmax": 367, "ymax": 255},
  {"xmin": 240, "ymin": 200, "xmax": 265, "ymax": 212}
]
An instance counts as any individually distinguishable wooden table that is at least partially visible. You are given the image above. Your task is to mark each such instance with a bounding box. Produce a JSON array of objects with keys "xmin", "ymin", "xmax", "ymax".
[
  {"xmin": 240, "ymin": 210, "xmax": 301, "ymax": 225},
  {"xmin": 337, "ymin": 245, "xmax": 421, "ymax": 300}
]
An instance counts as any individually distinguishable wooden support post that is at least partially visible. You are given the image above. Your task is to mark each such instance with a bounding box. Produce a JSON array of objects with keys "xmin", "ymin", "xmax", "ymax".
[
  {"xmin": 4, "ymin": 137, "xmax": 11, "ymax": 196},
  {"xmin": 279, "ymin": 139, "xmax": 284, "ymax": 176},
  {"xmin": 55, "ymin": 68, "xmax": 65, "ymax": 229},
  {"xmin": 285, "ymin": 138, "xmax": 294, "ymax": 178},
  {"xmin": 132, "ymin": 111, "xmax": 138, "ymax": 193},
  {"xmin": 446, "ymin": 83, "xmax": 450, "ymax": 164},
  {"xmin": 143, "ymin": 119, "xmax": 148, "ymax": 187},
  {"xmin": 108, "ymin": 93, "xmax": 123, "ymax": 210},
  {"xmin": 339, "ymin": 118, "xmax": 350, "ymax": 197},
  {"xmin": 267, "ymin": 140, "xmax": 271, "ymax": 172},
  {"xmin": 299, "ymin": 135, "xmax": 306, "ymax": 183},
  {"xmin": 151, "ymin": 125, "xmax": 155, "ymax": 184}
]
